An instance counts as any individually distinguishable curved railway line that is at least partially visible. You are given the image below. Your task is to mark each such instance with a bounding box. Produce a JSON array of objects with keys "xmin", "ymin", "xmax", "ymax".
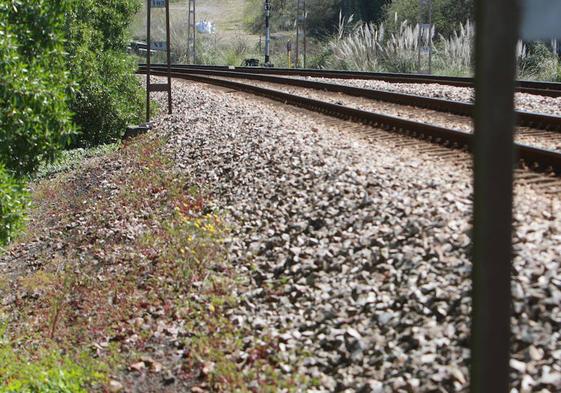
[
  {"xmin": 138, "ymin": 65, "xmax": 561, "ymax": 174},
  {"xmin": 140, "ymin": 63, "xmax": 561, "ymax": 97}
]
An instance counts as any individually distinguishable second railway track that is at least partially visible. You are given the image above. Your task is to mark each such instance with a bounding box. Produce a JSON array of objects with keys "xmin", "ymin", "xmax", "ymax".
[
  {"xmin": 139, "ymin": 66, "xmax": 561, "ymax": 174},
  {"xmin": 141, "ymin": 65, "xmax": 561, "ymax": 131},
  {"xmin": 140, "ymin": 63, "xmax": 561, "ymax": 98}
]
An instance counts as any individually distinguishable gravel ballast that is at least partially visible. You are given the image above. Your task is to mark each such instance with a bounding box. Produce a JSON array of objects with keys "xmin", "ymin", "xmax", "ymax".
[
  {"xmin": 151, "ymin": 79, "xmax": 561, "ymax": 392},
  {"xmin": 206, "ymin": 76, "xmax": 561, "ymax": 153},
  {"xmin": 293, "ymin": 77, "xmax": 561, "ymax": 117}
]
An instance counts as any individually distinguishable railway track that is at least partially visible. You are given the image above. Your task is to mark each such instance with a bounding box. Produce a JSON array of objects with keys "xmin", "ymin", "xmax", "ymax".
[
  {"xmin": 140, "ymin": 65, "xmax": 561, "ymax": 132},
  {"xmin": 138, "ymin": 66, "xmax": 561, "ymax": 174},
  {"xmin": 139, "ymin": 63, "xmax": 561, "ymax": 98}
]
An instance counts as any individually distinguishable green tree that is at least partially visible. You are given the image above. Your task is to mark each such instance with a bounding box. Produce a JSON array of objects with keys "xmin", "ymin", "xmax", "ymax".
[
  {"xmin": 341, "ymin": 0, "xmax": 390, "ymax": 23},
  {"xmin": 246, "ymin": 0, "xmax": 389, "ymax": 38},
  {"xmin": 384, "ymin": 0, "xmax": 474, "ymax": 37}
]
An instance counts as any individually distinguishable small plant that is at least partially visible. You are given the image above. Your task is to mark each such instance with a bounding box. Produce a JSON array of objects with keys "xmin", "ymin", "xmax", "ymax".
[
  {"xmin": 0, "ymin": 345, "xmax": 105, "ymax": 393},
  {"xmin": 435, "ymin": 21, "xmax": 474, "ymax": 76},
  {"xmin": 327, "ymin": 16, "xmax": 423, "ymax": 73},
  {"xmin": 0, "ymin": 166, "xmax": 28, "ymax": 247},
  {"xmin": 517, "ymin": 41, "xmax": 559, "ymax": 81},
  {"xmin": 382, "ymin": 20, "xmax": 423, "ymax": 73}
]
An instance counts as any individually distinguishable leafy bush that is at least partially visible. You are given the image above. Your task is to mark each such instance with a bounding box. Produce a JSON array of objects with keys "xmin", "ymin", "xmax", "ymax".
[
  {"xmin": 0, "ymin": 0, "xmax": 75, "ymax": 176},
  {"xmin": 517, "ymin": 42, "xmax": 560, "ymax": 81},
  {"xmin": 68, "ymin": 50, "xmax": 145, "ymax": 146},
  {"xmin": 0, "ymin": 166, "xmax": 28, "ymax": 247},
  {"xmin": 64, "ymin": 0, "xmax": 145, "ymax": 147}
]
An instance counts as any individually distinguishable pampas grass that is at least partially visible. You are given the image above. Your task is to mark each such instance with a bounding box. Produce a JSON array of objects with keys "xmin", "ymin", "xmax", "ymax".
[{"xmin": 327, "ymin": 17, "xmax": 559, "ymax": 80}]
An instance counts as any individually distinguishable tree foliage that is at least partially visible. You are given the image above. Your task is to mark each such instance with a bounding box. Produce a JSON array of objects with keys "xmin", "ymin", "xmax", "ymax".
[
  {"xmin": 246, "ymin": 0, "xmax": 388, "ymax": 38},
  {"xmin": 0, "ymin": 0, "xmax": 144, "ymax": 245},
  {"xmin": 0, "ymin": 0, "xmax": 75, "ymax": 176},
  {"xmin": 384, "ymin": 0, "xmax": 474, "ymax": 37},
  {"xmin": 340, "ymin": 0, "xmax": 390, "ymax": 23},
  {"xmin": 64, "ymin": 0, "xmax": 144, "ymax": 147}
]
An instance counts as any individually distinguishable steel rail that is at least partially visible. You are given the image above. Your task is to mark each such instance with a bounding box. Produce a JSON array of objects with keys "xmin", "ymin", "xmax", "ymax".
[
  {"xmin": 139, "ymin": 63, "xmax": 561, "ymax": 97},
  {"xmin": 139, "ymin": 69, "xmax": 561, "ymax": 173},
  {"xmin": 140, "ymin": 65, "xmax": 561, "ymax": 131}
]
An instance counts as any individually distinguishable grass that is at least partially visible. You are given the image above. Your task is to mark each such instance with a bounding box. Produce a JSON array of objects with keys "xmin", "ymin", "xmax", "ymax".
[
  {"xmin": 131, "ymin": 0, "xmax": 262, "ymax": 65},
  {"xmin": 327, "ymin": 16, "xmax": 561, "ymax": 80},
  {"xmin": 35, "ymin": 143, "xmax": 120, "ymax": 180},
  {"xmin": 0, "ymin": 133, "xmax": 307, "ymax": 391},
  {"xmin": 0, "ymin": 341, "xmax": 106, "ymax": 393}
]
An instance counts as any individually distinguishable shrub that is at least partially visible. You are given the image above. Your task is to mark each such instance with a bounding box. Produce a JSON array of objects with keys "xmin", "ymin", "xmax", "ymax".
[
  {"xmin": 64, "ymin": 0, "xmax": 145, "ymax": 147},
  {"xmin": 68, "ymin": 49, "xmax": 145, "ymax": 146},
  {"xmin": 0, "ymin": 0, "xmax": 75, "ymax": 176},
  {"xmin": 327, "ymin": 17, "xmax": 421, "ymax": 73},
  {"xmin": 0, "ymin": 166, "xmax": 28, "ymax": 247},
  {"xmin": 517, "ymin": 42, "xmax": 559, "ymax": 81},
  {"xmin": 434, "ymin": 21, "xmax": 474, "ymax": 76},
  {"xmin": 384, "ymin": 0, "xmax": 474, "ymax": 37},
  {"xmin": 382, "ymin": 20, "xmax": 422, "ymax": 73}
]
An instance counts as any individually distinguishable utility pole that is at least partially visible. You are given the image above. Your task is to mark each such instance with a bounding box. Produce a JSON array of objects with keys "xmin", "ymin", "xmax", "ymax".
[
  {"xmin": 264, "ymin": 0, "xmax": 271, "ymax": 64},
  {"xmin": 428, "ymin": 0, "xmax": 433, "ymax": 74},
  {"xmin": 470, "ymin": 0, "xmax": 520, "ymax": 391},
  {"xmin": 187, "ymin": 0, "xmax": 196, "ymax": 63},
  {"xmin": 295, "ymin": 0, "xmax": 306, "ymax": 68}
]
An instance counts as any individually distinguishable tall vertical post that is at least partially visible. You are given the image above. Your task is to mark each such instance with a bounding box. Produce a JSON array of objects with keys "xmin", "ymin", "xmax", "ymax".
[
  {"xmin": 417, "ymin": 0, "xmax": 422, "ymax": 72},
  {"xmin": 146, "ymin": 0, "xmax": 152, "ymax": 122},
  {"xmin": 302, "ymin": 0, "xmax": 307, "ymax": 68},
  {"xmin": 145, "ymin": 0, "xmax": 173, "ymax": 123},
  {"xmin": 295, "ymin": 13, "xmax": 300, "ymax": 67},
  {"xmin": 470, "ymin": 0, "xmax": 520, "ymax": 392},
  {"xmin": 187, "ymin": 0, "xmax": 196, "ymax": 63},
  {"xmin": 427, "ymin": 0, "xmax": 432, "ymax": 74},
  {"xmin": 165, "ymin": 0, "xmax": 172, "ymax": 114},
  {"xmin": 264, "ymin": 0, "xmax": 271, "ymax": 64},
  {"xmin": 295, "ymin": 0, "xmax": 306, "ymax": 68},
  {"xmin": 287, "ymin": 40, "xmax": 292, "ymax": 68}
]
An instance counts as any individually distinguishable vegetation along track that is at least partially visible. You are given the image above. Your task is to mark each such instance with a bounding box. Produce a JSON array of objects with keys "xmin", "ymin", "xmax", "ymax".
[
  {"xmin": 140, "ymin": 63, "xmax": 561, "ymax": 98},
  {"xmin": 139, "ymin": 66, "xmax": 561, "ymax": 174}
]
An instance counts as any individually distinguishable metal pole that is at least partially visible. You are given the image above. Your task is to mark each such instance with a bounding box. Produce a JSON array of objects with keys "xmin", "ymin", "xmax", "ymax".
[
  {"xmin": 264, "ymin": 0, "xmax": 271, "ymax": 64},
  {"xmin": 146, "ymin": 0, "xmax": 151, "ymax": 122},
  {"xmin": 428, "ymin": 0, "xmax": 432, "ymax": 74},
  {"xmin": 470, "ymin": 0, "xmax": 520, "ymax": 391},
  {"xmin": 187, "ymin": 0, "xmax": 196, "ymax": 63},
  {"xmin": 303, "ymin": 0, "xmax": 307, "ymax": 68},
  {"xmin": 417, "ymin": 0, "xmax": 422, "ymax": 72},
  {"xmin": 165, "ymin": 0, "xmax": 172, "ymax": 114},
  {"xmin": 193, "ymin": 0, "xmax": 196, "ymax": 62},
  {"xmin": 287, "ymin": 40, "xmax": 292, "ymax": 68},
  {"xmin": 295, "ymin": 15, "xmax": 300, "ymax": 68}
]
